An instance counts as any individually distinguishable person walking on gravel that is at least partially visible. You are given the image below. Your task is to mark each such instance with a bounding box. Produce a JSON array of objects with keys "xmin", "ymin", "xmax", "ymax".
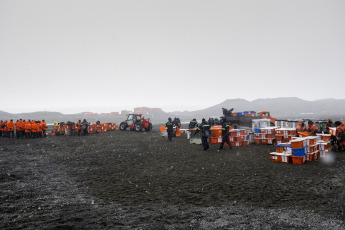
[
  {"xmin": 81, "ymin": 119, "xmax": 89, "ymax": 136},
  {"xmin": 194, "ymin": 118, "xmax": 211, "ymax": 151},
  {"xmin": 165, "ymin": 117, "xmax": 175, "ymax": 142},
  {"xmin": 219, "ymin": 118, "xmax": 232, "ymax": 150}
]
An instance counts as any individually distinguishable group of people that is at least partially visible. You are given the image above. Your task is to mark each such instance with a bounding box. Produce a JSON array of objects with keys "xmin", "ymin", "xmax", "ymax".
[
  {"xmin": 193, "ymin": 117, "xmax": 232, "ymax": 151},
  {"xmin": 0, "ymin": 119, "xmax": 47, "ymax": 139},
  {"xmin": 188, "ymin": 118, "xmax": 221, "ymax": 129},
  {"xmin": 53, "ymin": 119, "xmax": 90, "ymax": 136},
  {"xmin": 164, "ymin": 117, "xmax": 181, "ymax": 141},
  {"xmin": 169, "ymin": 117, "xmax": 232, "ymax": 151}
]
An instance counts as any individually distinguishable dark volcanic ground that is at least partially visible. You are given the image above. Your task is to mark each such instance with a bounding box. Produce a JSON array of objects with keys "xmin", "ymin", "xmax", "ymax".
[{"xmin": 1, "ymin": 127, "xmax": 345, "ymax": 229}]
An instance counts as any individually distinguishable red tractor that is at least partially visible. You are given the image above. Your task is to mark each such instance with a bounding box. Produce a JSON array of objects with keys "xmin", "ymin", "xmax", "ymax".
[{"xmin": 119, "ymin": 113, "xmax": 152, "ymax": 132}]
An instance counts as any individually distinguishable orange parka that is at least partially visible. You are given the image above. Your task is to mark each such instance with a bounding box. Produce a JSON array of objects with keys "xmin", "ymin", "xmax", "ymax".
[
  {"xmin": 7, "ymin": 120, "xmax": 15, "ymax": 132},
  {"xmin": 25, "ymin": 122, "xmax": 32, "ymax": 133},
  {"xmin": 42, "ymin": 121, "xmax": 47, "ymax": 131},
  {"xmin": 31, "ymin": 121, "xmax": 38, "ymax": 133},
  {"xmin": 303, "ymin": 124, "xmax": 318, "ymax": 136},
  {"xmin": 296, "ymin": 121, "xmax": 303, "ymax": 133}
]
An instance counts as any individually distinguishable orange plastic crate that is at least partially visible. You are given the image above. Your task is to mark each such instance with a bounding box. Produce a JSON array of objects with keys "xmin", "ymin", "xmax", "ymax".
[
  {"xmin": 322, "ymin": 134, "xmax": 331, "ymax": 142},
  {"xmin": 276, "ymin": 135, "xmax": 283, "ymax": 140},
  {"xmin": 254, "ymin": 139, "xmax": 261, "ymax": 144},
  {"xmin": 270, "ymin": 153, "xmax": 282, "ymax": 162},
  {"xmin": 306, "ymin": 153, "xmax": 315, "ymax": 161},
  {"xmin": 209, "ymin": 137, "xmax": 219, "ymax": 144},
  {"xmin": 235, "ymin": 136, "xmax": 245, "ymax": 142},
  {"xmin": 289, "ymin": 130, "xmax": 297, "ymax": 135},
  {"xmin": 212, "ymin": 129, "xmax": 222, "ymax": 137},
  {"xmin": 291, "ymin": 155, "xmax": 306, "ymax": 165},
  {"xmin": 306, "ymin": 138, "xmax": 317, "ymax": 146},
  {"xmin": 266, "ymin": 134, "xmax": 275, "ymax": 139},
  {"xmin": 290, "ymin": 140, "xmax": 304, "ymax": 149},
  {"xmin": 231, "ymin": 141, "xmax": 243, "ymax": 147}
]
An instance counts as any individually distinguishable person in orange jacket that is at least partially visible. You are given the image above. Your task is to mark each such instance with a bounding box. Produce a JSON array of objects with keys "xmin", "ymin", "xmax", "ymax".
[
  {"xmin": 21, "ymin": 120, "xmax": 26, "ymax": 138},
  {"xmin": 76, "ymin": 120, "xmax": 82, "ymax": 136},
  {"xmin": 15, "ymin": 119, "xmax": 24, "ymax": 139},
  {"xmin": 7, "ymin": 119, "xmax": 15, "ymax": 138},
  {"xmin": 42, "ymin": 120, "xmax": 47, "ymax": 137},
  {"xmin": 37, "ymin": 120, "xmax": 43, "ymax": 138},
  {"xmin": 341, "ymin": 122, "xmax": 345, "ymax": 132},
  {"xmin": 296, "ymin": 120, "xmax": 304, "ymax": 134},
  {"xmin": 31, "ymin": 120, "xmax": 38, "ymax": 138},
  {"xmin": 303, "ymin": 120, "xmax": 319, "ymax": 136},
  {"xmin": 25, "ymin": 121, "xmax": 32, "ymax": 138}
]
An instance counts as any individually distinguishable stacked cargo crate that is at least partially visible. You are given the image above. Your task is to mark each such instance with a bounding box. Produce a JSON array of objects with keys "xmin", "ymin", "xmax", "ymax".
[
  {"xmin": 317, "ymin": 134, "xmax": 331, "ymax": 157},
  {"xmin": 209, "ymin": 129, "xmax": 250, "ymax": 147},
  {"xmin": 270, "ymin": 143, "xmax": 292, "ymax": 163},
  {"xmin": 275, "ymin": 128, "xmax": 297, "ymax": 144},
  {"xmin": 229, "ymin": 129, "xmax": 250, "ymax": 147},
  {"xmin": 270, "ymin": 134, "xmax": 331, "ymax": 164},
  {"xmin": 254, "ymin": 127, "xmax": 277, "ymax": 145}
]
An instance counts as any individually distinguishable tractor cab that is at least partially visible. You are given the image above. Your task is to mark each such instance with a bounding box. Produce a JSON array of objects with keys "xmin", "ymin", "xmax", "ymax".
[
  {"xmin": 126, "ymin": 113, "xmax": 142, "ymax": 126},
  {"xmin": 120, "ymin": 113, "xmax": 152, "ymax": 132}
]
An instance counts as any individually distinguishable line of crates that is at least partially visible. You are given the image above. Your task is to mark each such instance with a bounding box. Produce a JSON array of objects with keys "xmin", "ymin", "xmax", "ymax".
[
  {"xmin": 50, "ymin": 123, "xmax": 118, "ymax": 136},
  {"xmin": 254, "ymin": 127, "xmax": 279, "ymax": 145},
  {"xmin": 209, "ymin": 129, "xmax": 250, "ymax": 147},
  {"xmin": 270, "ymin": 134, "xmax": 331, "ymax": 164}
]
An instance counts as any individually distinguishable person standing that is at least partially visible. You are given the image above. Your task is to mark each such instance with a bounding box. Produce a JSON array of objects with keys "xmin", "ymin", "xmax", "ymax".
[
  {"xmin": 31, "ymin": 120, "xmax": 38, "ymax": 138},
  {"xmin": 189, "ymin": 118, "xmax": 198, "ymax": 129},
  {"xmin": 194, "ymin": 118, "xmax": 211, "ymax": 151},
  {"xmin": 7, "ymin": 120, "xmax": 15, "ymax": 138},
  {"xmin": 76, "ymin": 120, "xmax": 82, "ymax": 136},
  {"xmin": 165, "ymin": 117, "xmax": 175, "ymax": 142},
  {"xmin": 296, "ymin": 120, "xmax": 304, "ymax": 135},
  {"xmin": 303, "ymin": 120, "xmax": 318, "ymax": 136},
  {"xmin": 219, "ymin": 119, "xmax": 232, "ymax": 150},
  {"xmin": 42, "ymin": 120, "xmax": 47, "ymax": 137},
  {"xmin": 25, "ymin": 120, "xmax": 32, "ymax": 138},
  {"xmin": 81, "ymin": 119, "xmax": 89, "ymax": 136},
  {"xmin": 15, "ymin": 119, "xmax": 24, "ymax": 139}
]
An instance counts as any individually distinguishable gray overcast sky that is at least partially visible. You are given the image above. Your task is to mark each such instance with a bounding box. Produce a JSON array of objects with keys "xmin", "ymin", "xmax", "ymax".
[{"xmin": 1, "ymin": 0, "xmax": 344, "ymax": 113}]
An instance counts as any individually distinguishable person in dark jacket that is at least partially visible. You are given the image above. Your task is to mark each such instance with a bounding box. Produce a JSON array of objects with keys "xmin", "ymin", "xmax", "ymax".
[
  {"xmin": 166, "ymin": 117, "xmax": 175, "ymax": 141},
  {"xmin": 194, "ymin": 118, "xmax": 211, "ymax": 151},
  {"xmin": 219, "ymin": 118, "xmax": 232, "ymax": 150},
  {"xmin": 189, "ymin": 118, "xmax": 198, "ymax": 129},
  {"xmin": 81, "ymin": 119, "xmax": 89, "ymax": 136}
]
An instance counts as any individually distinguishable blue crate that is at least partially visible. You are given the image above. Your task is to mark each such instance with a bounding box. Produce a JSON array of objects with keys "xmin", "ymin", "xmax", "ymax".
[
  {"xmin": 237, "ymin": 112, "xmax": 244, "ymax": 117},
  {"xmin": 254, "ymin": 127, "xmax": 263, "ymax": 133},
  {"xmin": 292, "ymin": 147, "xmax": 307, "ymax": 156},
  {"xmin": 244, "ymin": 111, "xmax": 256, "ymax": 114}
]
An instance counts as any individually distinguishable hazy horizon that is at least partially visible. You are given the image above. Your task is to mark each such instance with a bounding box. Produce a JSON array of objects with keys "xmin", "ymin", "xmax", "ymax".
[{"xmin": 1, "ymin": 96, "xmax": 344, "ymax": 114}]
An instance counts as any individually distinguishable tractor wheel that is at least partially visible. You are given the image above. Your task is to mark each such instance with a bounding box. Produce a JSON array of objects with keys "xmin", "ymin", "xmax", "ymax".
[
  {"xmin": 120, "ymin": 122, "xmax": 127, "ymax": 131},
  {"xmin": 135, "ymin": 123, "xmax": 143, "ymax": 132},
  {"xmin": 145, "ymin": 123, "xmax": 152, "ymax": 132}
]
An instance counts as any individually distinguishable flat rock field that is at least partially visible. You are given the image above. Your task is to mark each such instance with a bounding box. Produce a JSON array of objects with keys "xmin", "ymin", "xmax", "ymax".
[{"xmin": 1, "ymin": 126, "xmax": 345, "ymax": 229}]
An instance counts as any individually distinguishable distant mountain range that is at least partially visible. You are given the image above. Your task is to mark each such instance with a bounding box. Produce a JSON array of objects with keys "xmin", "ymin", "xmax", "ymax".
[
  {"xmin": 183, "ymin": 97, "xmax": 345, "ymax": 120},
  {"xmin": 1, "ymin": 97, "xmax": 344, "ymax": 123}
]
